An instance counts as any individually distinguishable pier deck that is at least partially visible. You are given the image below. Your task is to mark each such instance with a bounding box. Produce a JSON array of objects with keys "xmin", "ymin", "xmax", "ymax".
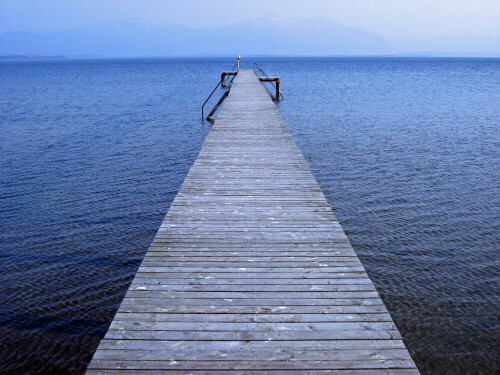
[{"xmin": 86, "ymin": 70, "xmax": 419, "ymax": 374}]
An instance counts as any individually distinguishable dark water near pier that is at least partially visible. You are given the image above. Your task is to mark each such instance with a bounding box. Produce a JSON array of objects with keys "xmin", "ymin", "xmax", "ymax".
[{"xmin": 1, "ymin": 57, "xmax": 499, "ymax": 374}]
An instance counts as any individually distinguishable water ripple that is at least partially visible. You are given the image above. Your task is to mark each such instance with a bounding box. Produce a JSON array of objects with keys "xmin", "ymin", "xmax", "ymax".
[{"xmin": 1, "ymin": 57, "xmax": 499, "ymax": 374}]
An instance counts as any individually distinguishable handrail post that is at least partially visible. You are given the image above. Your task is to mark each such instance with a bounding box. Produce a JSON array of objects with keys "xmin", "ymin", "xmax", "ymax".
[
  {"xmin": 276, "ymin": 79, "xmax": 280, "ymax": 101},
  {"xmin": 221, "ymin": 73, "xmax": 226, "ymax": 87},
  {"xmin": 237, "ymin": 55, "xmax": 241, "ymax": 71}
]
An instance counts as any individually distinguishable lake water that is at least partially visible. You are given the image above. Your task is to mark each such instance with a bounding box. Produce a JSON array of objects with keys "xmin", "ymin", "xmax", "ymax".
[{"xmin": 1, "ymin": 57, "xmax": 499, "ymax": 374}]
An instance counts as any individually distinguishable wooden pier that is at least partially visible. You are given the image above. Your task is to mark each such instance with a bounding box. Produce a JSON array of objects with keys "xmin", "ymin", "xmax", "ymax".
[{"xmin": 86, "ymin": 69, "xmax": 419, "ymax": 374}]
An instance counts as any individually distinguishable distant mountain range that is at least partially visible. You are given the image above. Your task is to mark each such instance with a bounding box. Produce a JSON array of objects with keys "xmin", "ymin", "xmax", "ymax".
[{"xmin": 1, "ymin": 17, "xmax": 499, "ymax": 57}]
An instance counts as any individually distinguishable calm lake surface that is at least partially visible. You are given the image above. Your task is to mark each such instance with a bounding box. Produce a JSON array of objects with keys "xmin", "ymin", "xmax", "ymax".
[{"xmin": 1, "ymin": 57, "xmax": 499, "ymax": 374}]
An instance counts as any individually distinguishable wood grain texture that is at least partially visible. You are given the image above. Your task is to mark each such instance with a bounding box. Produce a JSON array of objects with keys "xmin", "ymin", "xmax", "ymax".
[{"xmin": 86, "ymin": 70, "xmax": 419, "ymax": 373}]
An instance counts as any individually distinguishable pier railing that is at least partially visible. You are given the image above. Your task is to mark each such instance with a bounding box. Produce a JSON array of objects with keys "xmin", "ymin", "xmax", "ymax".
[
  {"xmin": 201, "ymin": 56, "xmax": 240, "ymax": 122},
  {"xmin": 201, "ymin": 79, "xmax": 224, "ymax": 121},
  {"xmin": 253, "ymin": 62, "xmax": 283, "ymax": 100}
]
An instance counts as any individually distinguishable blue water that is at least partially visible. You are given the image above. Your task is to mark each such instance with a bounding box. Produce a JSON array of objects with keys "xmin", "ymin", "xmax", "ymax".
[{"xmin": 1, "ymin": 57, "xmax": 499, "ymax": 374}]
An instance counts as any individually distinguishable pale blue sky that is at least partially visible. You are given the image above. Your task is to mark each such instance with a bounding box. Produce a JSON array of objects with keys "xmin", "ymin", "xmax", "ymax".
[{"xmin": 1, "ymin": 0, "xmax": 499, "ymax": 40}]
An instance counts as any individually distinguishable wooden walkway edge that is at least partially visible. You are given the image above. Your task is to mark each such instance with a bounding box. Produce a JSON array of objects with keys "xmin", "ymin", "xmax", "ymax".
[{"xmin": 86, "ymin": 69, "xmax": 420, "ymax": 374}]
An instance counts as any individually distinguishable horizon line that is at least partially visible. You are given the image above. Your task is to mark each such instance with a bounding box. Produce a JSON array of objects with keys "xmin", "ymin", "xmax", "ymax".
[{"xmin": 2, "ymin": 53, "xmax": 500, "ymax": 61}]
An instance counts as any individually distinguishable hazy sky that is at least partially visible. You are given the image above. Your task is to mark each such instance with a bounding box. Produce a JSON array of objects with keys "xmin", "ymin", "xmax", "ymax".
[{"xmin": 1, "ymin": 0, "xmax": 499, "ymax": 40}]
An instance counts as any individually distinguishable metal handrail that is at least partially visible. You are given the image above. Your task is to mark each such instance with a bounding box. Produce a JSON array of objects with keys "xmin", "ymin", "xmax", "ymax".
[
  {"xmin": 253, "ymin": 62, "xmax": 284, "ymax": 99},
  {"xmin": 253, "ymin": 62, "xmax": 268, "ymax": 79},
  {"xmin": 201, "ymin": 57, "xmax": 240, "ymax": 120},
  {"xmin": 201, "ymin": 79, "xmax": 224, "ymax": 120}
]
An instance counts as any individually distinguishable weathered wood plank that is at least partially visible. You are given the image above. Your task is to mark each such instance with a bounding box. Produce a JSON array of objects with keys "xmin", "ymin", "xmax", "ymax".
[
  {"xmin": 118, "ymin": 297, "xmax": 385, "ymax": 307},
  {"xmin": 96, "ymin": 339, "xmax": 408, "ymax": 351},
  {"xmin": 111, "ymin": 312, "xmax": 393, "ymax": 322},
  {"xmin": 91, "ymin": 348, "xmax": 413, "ymax": 361},
  {"xmin": 103, "ymin": 329, "xmax": 404, "ymax": 341},
  {"xmin": 117, "ymin": 304, "xmax": 389, "ymax": 315},
  {"xmin": 127, "ymin": 284, "xmax": 376, "ymax": 292},
  {"xmin": 87, "ymin": 370, "xmax": 420, "ymax": 375},
  {"xmin": 85, "ymin": 69, "xmax": 419, "ymax": 373},
  {"xmin": 88, "ymin": 359, "xmax": 417, "ymax": 370}
]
